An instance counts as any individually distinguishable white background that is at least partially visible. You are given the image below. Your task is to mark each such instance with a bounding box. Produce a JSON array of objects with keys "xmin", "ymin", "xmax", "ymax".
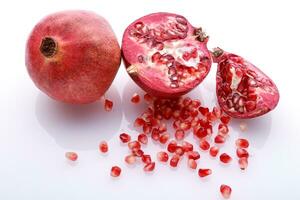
[{"xmin": 1, "ymin": 0, "xmax": 300, "ymax": 199}]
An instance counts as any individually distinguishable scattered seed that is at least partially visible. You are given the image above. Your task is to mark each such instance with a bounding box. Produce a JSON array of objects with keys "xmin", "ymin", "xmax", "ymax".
[
  {"xmin": 120, "ymin": 133, "xmax": 131, "ymax": 143},
  {"xmin": 65, "ymin": 152, "xmax": 78, "ymax": 161},
  {"xmin": 220, "ymin": 184, "xmax": 232, "ymax": 199},
  {"xmin": 198, "ymin": 168, "xmax": 212, "ymax": 177},
  {"xmin": 220, "ymin": 153, "xmax": 232, "ymax": 163},
  {"xmin": 131, "ymin": 93, "xmax": 140, "ymax": 104},
  {"xmin": 235, "ymin": 138, "xmax": 249, "ymax": 148},
  {"xmin": 157, "ymin": 151, "xmax": 169, "ymax": 162},
  {"xmin": 111, "ymin": 166, "xmax": 121, "ymax": 177},
  {"xmin": 99, "ymin": 141, "xmax": 108, "ymax": 153},
  {"xmin": 104, "ymin": 99, "xmax": 113, "ymax": 111},
  {"xmin": 188, "ymin": 159, "xmax": 197, "ymax": 169}
]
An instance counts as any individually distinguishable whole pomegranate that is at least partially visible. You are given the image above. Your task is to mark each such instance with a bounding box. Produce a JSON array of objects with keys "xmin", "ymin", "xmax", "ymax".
[
  {"xmin": 26, "ymin": 10, "xmax": 121, "ymax": 104},
  {"xmin": 122, "ymin": 12, "xmax": 211, "ymax": 98},
  {"xmin": 212, "ymin": 48, "xmax": 279, "ymax": 118}
]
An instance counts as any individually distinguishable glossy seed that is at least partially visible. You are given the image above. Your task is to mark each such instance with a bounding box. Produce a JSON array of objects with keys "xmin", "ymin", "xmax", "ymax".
[
  {"xmin": 65, "ymin": 152, "xmax": 78, "ymax": 161},
  {"xmin": 111, "ymin": 166, "xmax": 121, "ymax": 177}
]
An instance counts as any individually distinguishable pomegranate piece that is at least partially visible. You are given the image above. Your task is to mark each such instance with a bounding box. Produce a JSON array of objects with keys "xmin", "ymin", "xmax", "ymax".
[
  {"xmin": 131, "ymin": 93, "xmax": 140, "ymax": 103},
  {"xmin": 99, "ymin": 141, "xmax": 108, "ymax": 153},
  {"xmin": 111, "ymin": 166, "xmax": 121, "ymax": 177},
  {"xmin": 65, "ymin": 152, "xmax": 78, "ymax": 161},
  {"xmin": 236, "ymin": 148, "xmax": 249, "ymax": 158},
  {"xmin": 212, "ymin": 47, "xmax": 279, "ymax": 118},
  {"xmin": 138, "ymin": 133, "xmax": 148, "ymax": 144},
  {"xmin": 157, "ymin": 151, "xmax": 169, "ymax": 162},
  {"xmin": 125, "ymin": 155, "xmax": 136, "ymax": 165},
  {"xmin": 238, "ymin": 157, "xmax": 248, "ymax": 170},
  {"xmin": 209, "ymin": 146, "xmax": 219, "ymax": 157},
  {"xmin": 104, "ymin": 99, "xmax": 113, "ymax": 111},
  {"xmin": 26, "ymin": 11, "xmax": 121, "ymax": 104},
  {"xmin": 198, "ymin": 168, "xmax": 212, "ymax": 177},
  {"xmin": 220, "ymin": 153, "xmax": 232, "ymax": 164},
  {"xmin": 142, "ymin": 154, "xmax": 152, "ymax": 164},
  {"xmin": 235, "ymin": 138, "xmax": 249, "ymax": 148},
  {"xmin": 134, "ymin": 117, "xmax": 145, "ymax": 127},
  {"xmin": 144, "ymin": 162, "xmax": 156, "ymax": 172},
  {"xmin": 151, "ymin": 128, "xmax": 160, "ymax": 141},
  {"xmin": 199, "ymin": 140, "xmax": 210, "ymax": 151},
  {"xmin": 220, "ymin": 184, "xmax": 232, "ymax": 199},
  {"xmin": 122, "ymin": 13, "xmax": 212, "ymax": 98},
  {"xmin": 170, "ymin": 155, "xmax": 180, "ymax": 167},
  {"xmin": 188, "ymin": 159, "xmax": 197, "ymax": 169},
  {"xmin": 119, "ymin": 133, "xmax": 131, "ymax": 143}
]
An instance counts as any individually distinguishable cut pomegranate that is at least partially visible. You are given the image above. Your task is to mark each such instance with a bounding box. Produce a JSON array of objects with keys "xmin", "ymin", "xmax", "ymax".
[
  {"xmin": 142, "ymin": 154, "xmax": 152, "ymax": 164},
  {"xmin": 175, "ymin": 129, "xmax": 185, "ymax": 140},
  {"xmin": 236, "ymin": 148, "xmax": 249, "ymax": 158},
  {"xmin": 65, "ymin": 152, "xmax": 78, "ymax": 161},
  {"xmin": 122, "ymin": 13, "xmax": 212, "ymax": 98},
  {"xmin": 199, "ymin": 139, "xmax": 210, "ymax": 151},
  {"xmin": 170, "ymin": 155, "xmax": 180, "ymax": 167},
  {"xmin": 209, "ymin": 146, "xmax": 219, "ymax": 157},
  {"xmin": 198, "ymin": 168, "xmax": 212, "ymax": 177},
  {"xmin": 99, "ymin": 141, "xmax": 108, "ymax": 153},
  {"xmin": 235, "ymin": 138, "xmax": 249, "ymax": 148},
  {"xmin": 220, "ymin": 153, "xmax": 232, "ymax": 163},
  {"xmin": 238, "ymin": 157, "xmax": 248, "ymax": 170},
  {"xmin": 212, "ymin": 47, "xmax": 279, "ymax": 118},
  {"xmin": 104, "ymin": 99, "xmax": 113, "ymax": 111},
  {"xmin": 111, "ymin": 166, "xmax": 121, "ymax": 177},
  {"xmin": 119, "ymin": 133, "xmax": 131, "ymax": 143},
  {"xmin": 138, "ymin": 133, "xmax": 148, "ymax": 144},
  {"xmin": 188, "ymin": 159, "xmax": 197, "ymax": 169},
  {"xmin": 144, "ymin": 162, "xmax": 155, "ymax": 172},
  {"xmin": 131, "ymin": 93, "xmax": 140, "ymax": 103},
  {"xmin": 220, "ymin": 184, "xmax": 232, "ymax": 199},
  {"xmin": 157, "ymin": 151, "xmax": 169, "ymax": 162},
  {"xmin": 187, "ymin": 151, "xmax": 200, "ymax": 160},
  {"xmin": 125, "ymin": 155, "xmax": 136, "ymax": 164}
]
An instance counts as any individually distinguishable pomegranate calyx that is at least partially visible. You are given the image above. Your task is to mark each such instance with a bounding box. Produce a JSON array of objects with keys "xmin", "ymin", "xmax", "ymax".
[
  {"xmin": 40, "ymin": 37, "xmax": 57, "ymax": 57},
  {"xmin": 194, "ymin": 27, "xmax": 208, "ymax": 42},
  {"xmin": 212, "ymin": 47, "xmax": 224, "ymax": 58}
]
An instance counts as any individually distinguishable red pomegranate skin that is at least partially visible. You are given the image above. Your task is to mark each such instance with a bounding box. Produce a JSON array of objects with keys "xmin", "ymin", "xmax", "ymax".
[{"xmin": 26, "ymin": 10, "xmax": 121, "ymax": 104}]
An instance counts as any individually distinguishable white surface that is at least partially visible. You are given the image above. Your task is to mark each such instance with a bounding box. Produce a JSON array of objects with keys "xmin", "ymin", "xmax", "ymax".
[{"xmin": 1, "ymin": 0, "xmax": 300, "ymax": 199}]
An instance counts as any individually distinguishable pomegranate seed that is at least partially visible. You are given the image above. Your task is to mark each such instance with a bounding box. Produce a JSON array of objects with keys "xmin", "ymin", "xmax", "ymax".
[
  {"xmin": 134, "ymin": 117, "xmax": 145, "ymax": 127},
  {"xmin": 170, "ymin": 155, "xmax": 180, "ymax": 167},
  {"xmin": 128, "ymin": 140, "xmax": 141, "ymax": 150},
  {"xmin": 132, "ymin": 148, "xmax": 144, "ymax": 157},
  {"xmin": 220, "ymin": 153, "xmax": 232, "ymax": 163},
  {"xmin": 199, "ymin": 140, "xmax": 210, "ymax": 151},
  {"xmin": 172, "ymin": 110, "xmax": 181, "ymax": 119},
  {"xmin": 175, "ymin": 146, "xmax": 184, "ymax": 156},
  {"xmin": 195, "ymin": 127, "xmax": 208, "ymax": 138},
  {"xmin": 131, "ymin": 93, "xmax": 140, "ymax": 103},
  {"xmin": 239, "ymin": 122, "xmax": 247, "ymax": 131},
  {"xmin": 110, "ymin": 166, "xmax": 121, "ymax": 177},
  {"xmin": 188, "ymin": 159, "xmax": 197, "ymax": 169},
  {"xmin": 182, "ymin": 141, "xmax": 194, "ymax": 152},
  {"xmin": 175, "ymin": 129, "xmax": 185, "ymax": 140},
  {"xmin": 238, "ymin": 157, "xmax": 248, "ymax": 170},
  {"xmin": 198, "ymin": 168, "xmax": 212, "ymax": 177},
  {"xmin": 159, "ymin": 133, "xmax": 170, "ymax": 144},
  {"xmin": 119, "ymin": 133, "xmax": 131, "ymax": 143},
  {"xmin": 173, "ymin": 120, "xmax": 181, "ymax": 129},
  {"xmin": 144, "ymin": 162, "xmax": 155, "ymax": 172},
  {"xmin": 65, "ymin": 152, "xmax": 78, "ymax": 161},
  {"xmin": 183, "ymin": 97, "xmax": 192, "ymax": 106},
  {"xmin": 151, "ymin": 128, "xmax": 160, "ymax": 141},
  {"xmin": 99, "ymin": 141, "xmax": 108, "ymax": 153},
  {"xmin": 236, "ymin": 148, "xmax": 249, "ymax": 158},
  {"xmin": 220, "ymin": 184, "xmax": 232, "ymax": 199},
  {"xmin": 158, "ymin": 123, "xmax": 167, "ymax": 133},
  {"xmin": 187, "ymin": 151, "xmax": 200, "ymax": 160},
  {"xmin": 157, "ymin": 151, "xmax": 169, "ymax": 162},
  {"xmin": 104, "ymin": 99, "xmax": 113, "ymax": 111},
  {"xmin": 215, "ymin": 135, "xmax": 226, "ymax": 144},
  {"xmin": 218, "ymin": 123, "xmax": 229, "ymax": 135},
  {"xmin": 220, "ymin": 115, "xmax": 231, "ymax": 124},
  {"xmin": 142, "ymin": 124, "xmax": 152, "ymax": 134},
  {"xmin": 180, "ymin": 121, "xmax": 191, "ymax": 131},
  {"xmin": 138, "ymin": 133, "xmax": 148, "ymax": 144},
  {"xmin": 209, "ymin": 146, "xmax": 219, "ymax": 157},
  {"xmin": 213, "ymin": 106, "xmax": 222, "ymax": 118},
  {"xmin": 144, "ymin": 93, "xmax": 153, "ymax": 103},
  {"xmin": 125, "ymin": 155, "xmax": 136, "ymax": 164},
  {"xmin": 191, "ymin": 99, "xmax": 201, "ymax": 108},
  {"xmin": 142, "ymin": 154, "xmax": 152, "ymax": 164},
  {"xmin": 235, "ymin": 138, "xmax": 249, "ymax": 148},
  {"xmin": 167, "ymin": 140, "xmax": 177, "ymax": 153},
  {"xmin": 198, "ymin": 106, "xmax": 209, "ymax": 116}
]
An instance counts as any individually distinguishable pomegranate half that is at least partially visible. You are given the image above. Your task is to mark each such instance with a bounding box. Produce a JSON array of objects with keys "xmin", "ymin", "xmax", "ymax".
[
  {"xmin": 26, "ymin": 10, "xmax": 121, "ymax": 104},
  {"xmin": 212, "ymin": 48, "xmax": 279, "ymax": 118},
  {"xmin": 122, "ymin": 12, "xmax": 212, "ymax": 98}
]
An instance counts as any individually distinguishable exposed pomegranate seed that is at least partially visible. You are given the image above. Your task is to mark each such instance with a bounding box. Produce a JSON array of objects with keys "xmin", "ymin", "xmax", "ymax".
[
  {"xmin": 199, "ymin": 140, "xmax": 210, "ymax": 151},
  {"xmin": 159, "ymin": 133, "xmax": 170, "ymax": 144},
  {"xmin": 198, "ymin": 106, "xmax": 209, "ymax": 116},
  {"xmin": 111, "ymin": 166, "xmax": 121, "ymax": 177},
  {"xmin": 173, "ymin": 119, "xmax": 181, "ymax": 129},
  {"xmin": 119, "ymin": 133, "xmax": 131, "ymax": 143},
  {"xmin": 206, "ymin": 112, "xmax": 217, "ymax": 122},
  {"xmin": 138, "ymin": 133, "xmax": 148, "ymax": 144},
  {"xmin": 239, "ymin": 122, "xmax": 247, "ymax": 131},
  {"xmin": 236, "ymin": 148, "xmax": 249, "ymax": 158},
  {"xmin": 134, "ymin": 117, "xmax": 145, "ymax": 127},
  {"xmin": 144, "ymin": 93, "xmax": 153, "ymax": 103},
  {"xmin": 218, "ymin": 123, "xmax": 229, "ymax": 135},
  {"xmin": 215, "ymin": 135, "xmax": 226, "ymax": 144},
  {"xmin": 132, "ymin": 148, "xmax": 144, "ymax": 157},
  {"xmin": 235, "ymin": 138, "xmax": 249, "ymax": 148},
  {"xmin": 220, "ymin": 184, "xmax": 232, "ymax": 199},
  {"xmin": 167, "ymin": 140, "xmax": 177, "ymax": 153},
  {"xmin": 209, "ymin": 146, "xmax": 219, "ymax": 157},
  {"xmin": 157, "ymin": 151, "xmax": 169, "ymax": 162},
  {"xmin": 198, "ymin": 168, "xmax": 212, "ymax": 177},
  {"xmin": 65, "ymin": 152, "xmax": 78, "ymax": 161},
  {"xmin": 191, "ymin": 99, "xmax": 201, "ymax": 108},
  {"xmin": 238, "ymin": 157, "xmax": 248, "ymax": 170},
  {"xmin": 183, "ymin": 97, "xmax": 192, "ymax": 106},
  {"xmin": 104, "ymin": 99, "xmax": 113, "ymax": 111},
  {"xmin": 170, "ymin": 155, "xmax": 180, "ymax": 167},
  {"xmin": 182, "ymin": 141, "xmax": 194, "ymax": 152},
  {"xmin": 175, "ymin": 146, "xmax": 185, "ymax": 156},
  {"xmin": 175, "ymin": 129, "xmax": 185, "ymax": 140},
  {"xmin": 142, "ymin": 124, "xmax": 152, "ymax": 134},
  {"xmin": 142, "ymin": 154, "xmax": 152, "ymax": 164},
  {"xmin": 131, "ymin": 93, "xmax": 140, "ymax": 103},
  {"xmin": 172, "ymin": 110, "xmax": 181, "ymax": 119},
  {"xmin": 151, "ymin": 128, "xmax": 160, "ymax": 141},
  {"xmin": 128, "ymin": 140, "xmax": 141, "ymax": 150},
  {"xmin": 188, "ymin": 159, "xmax": 197, "ymax": 169},
  {"xmin": 99, "ymin": 141, "xmax": 108, "ymax": 153},
  {"xmin": 158, "ymin": 123, "xmax": 167, "ymax": 133},
  {"xmin": 187, "ymin": 151, "xmax": 200, "ymax": 160},
  {"xmin": 220, "ymin": 115, "xmax": 231, "ymax": 124},
  {"xmin": 144, "ymin": 162, "xmax": 155, "ymax": 172},
  {"xmin": 220, "ymin": 153, "xmax": 232, "ymax": 163},
  {"xmin": 180, "ymin": 121, "xmax": 191, "ymax": 131},
  {"xmin": 195, "ymin": 127, "xmax": 208, "ymax": 138},
  {"xmin": 213, "ymin": 106, "xmax": 222, "ymax": 118},
  {"xmin": 125, "ymin": 155, "xmax": 136, "ymax": 164}
]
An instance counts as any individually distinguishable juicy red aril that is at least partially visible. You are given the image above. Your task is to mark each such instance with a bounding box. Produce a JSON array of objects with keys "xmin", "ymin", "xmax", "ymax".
[
  {"xmin": 132, "ymin": 148, "xmax": 144, "ymax": 157},
  {"xmin": 213, "ymin": 106, "xmax": 222, "ymax": 119},
  {"xmin": 128, "ymin": 141, "xmax": 141, "ymax": 150},
  {"xmin": 188, "ymin": 159, "xmax": 197, "ymax": 169},
  {"xmin": 158, "ymin": 123, "xmax": 167, "ymax": 133},
  {"xmin": 209, "ymin": 146, "xmax": 219, "ymax": 157},
  {"xmin": 111, "ymin": 166, "xmax": 121, "ymax": 177},
  {"xmin": 138, "ymin": 133, "xmax": 148, "ymax": 144},
  {"xmin": 104, "ymin": 99, "xmax": 113, "ymax": 111},
  {"xmin": 220, "ymin": 115, "xmax": 231, "ymax": 124},
  {"xmin": 144, "ymin": 162, "xmax": 155, "ymax": 172},
  {"xmin": 175, "ymin": 129, "xmax": 185, "ymax": 140},
  {"xmin": 220, "ymin": 153, "xmax": 232, "ymax": 163},
  {"xmin": 142, "ymin": 154, "xmax": 152, "ymax": 164},
  {"xmin": 214, "ymin": 135, "xmax": 226, "ymax": 144},
  {"xmin": 195, "ymin": 127, "xmax": 208, "ymax": 138},
  {"xmin": 167, "ymin": 140, "xmax": 178, "ymax": 153},
  {"xmin": 198, "ymin": 107, "xmax": 209, "ymax": 116},
  {"xmin": 99, "ymin": 141, "xmax": 108, "ymax": 153},
  {"xmin": 144, "ymin": 93, "xmax": 153, "ymax": 103},
  {"xmin": 120, "ymin": 133, "xmax": 131, "ymax": 143},
  {"xmin": 182, "ymin": 141, "xmax": 194, "ymax": 152},
  {"xmin": 236, "ymin": 148, "xmax": 249, "ymax": 158},
  {"xmin": 159, "ymin": 133, "xmax": 170, "ymax": 144},
  {"xmin": 157, "ymin": 151, "xmax": 169, "ymax": 162},
  {"xmin": 198, "ymin": 168, "xmax": 212, "ymax": 177},
  {"xmin": 187, "ymin": 151, "xmax": 200, "ymax": 160},
  {"xmin": 151, "ymin": 128, "xmax": 160, "ymax": 141},
  {"xmin": 65, "ymin": 152, "xmax": 78, "ymax": 161},
  {"xmin": 134, "ymin": 117, "xmax": 145, "ymax": 127},
  {"xmin": 170, "ymin": 155, "xmax": 180, "ymax": 167},
  {"xmin": 175, "ymin": 146, "xmax": 185, "ymax": 156},
  {"xmin": 238, "ymin": 157, "xmax": 248, "ymax": 170},
  {"xmin": 180, "ymin": 121, "xmax": 191, "ymax": 131},
  {"xmin": 235, "ymin": 138, "xmax": 249, "ymax": 148},
  {"xmin": 199, "ymin": 140, "xmax": 210, "ymax": 151},
  {"xmin": 218, "ymin": 123, "xmax": 229, "ymax": 135},
  {"xmin": 220, "ymin": 184, "xmax": 232, "ymax": 199},
  {"xmin": 125, "ymin": 155, "xmax": 136, "ymax": 164},
  {"xmin": 131, "ymin": 93, "xmax": 140, "ymax": 103}
]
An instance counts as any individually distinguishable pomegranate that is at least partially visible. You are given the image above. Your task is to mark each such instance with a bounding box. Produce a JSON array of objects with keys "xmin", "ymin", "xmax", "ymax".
[
  {"xmin": 212, "ymin": 47, "xmax": 279, "ymax": 118},
  {"xmin": 122, "ymin": 12, "xmax": 212, "ymax": 98},
  {"xmin": 26, "ymin": 10, "xmax": 121, "ymax": 104}
]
